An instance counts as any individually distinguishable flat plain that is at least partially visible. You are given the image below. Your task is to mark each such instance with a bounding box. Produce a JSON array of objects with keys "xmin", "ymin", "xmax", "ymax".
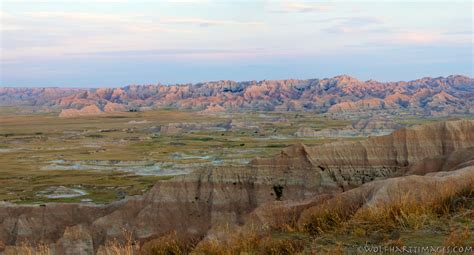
[{"xmin": 0, "ymin": 107, "xmax": 365, "ymax": 204}]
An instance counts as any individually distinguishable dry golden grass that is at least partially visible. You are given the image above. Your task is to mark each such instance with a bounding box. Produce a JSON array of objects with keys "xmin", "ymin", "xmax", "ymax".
[
  {"xmin": 140, "ymin": 231, "xmax": 200, "ymax": 255},
  {"xmin": 98, "ymin": 228, "xmax": 140, "ymax": 255},
  {"xmin": 4, "ymin": 242, "xmax": 52, "ymax": 255},
  {"xmin": 354, "ymin": 193, "xmax": 435, "ymax": 231},
  {"xmin": 192, "ymin": 238, "xmax": 228, "ymax": 255},
  {"xmin": 259, "ymin": 236, "xmax": 306, "ymax": 255},
  {"xmin": 298, "ymin": 176, "xmax": 473, "ymax": 254},
  {"xmin": 302, "ymin": 196, "xmax": 362, "ymax": 235},
  {"xmin": 99, "ymin": 240, "xmax": 140, "ymax": 255},
  {"xmin": 353, "ymin": 181, "xmax": 474, "ymax": 232},
  {"xmin": 266, "ymin": 206, "xmax": 301, "ymax": 233},
  {"xmin": 98, "ymin": 230, "xmax": 200, "ymax": 255},
  {"xmin": 221, "ymin": 232, "xmax": 262, "ymax": 254},
  {"xmin": 193, "ymin": 231, "xmax": 307, "ymax": 255}
]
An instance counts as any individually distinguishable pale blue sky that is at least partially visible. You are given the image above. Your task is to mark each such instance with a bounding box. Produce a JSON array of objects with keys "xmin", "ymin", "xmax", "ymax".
[{"xmin": 1, "ymin": 0, "xmax": 472, "ymax": 87}]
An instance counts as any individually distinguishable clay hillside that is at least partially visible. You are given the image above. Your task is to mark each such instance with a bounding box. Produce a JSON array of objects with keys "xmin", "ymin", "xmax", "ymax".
[
  {"xmin": 1, "ymin": 119, "xmax": 472, "ymax": 253},
  {"xmin": 1, "ymin": 75, "xmax": 473, "ymax": 116}
]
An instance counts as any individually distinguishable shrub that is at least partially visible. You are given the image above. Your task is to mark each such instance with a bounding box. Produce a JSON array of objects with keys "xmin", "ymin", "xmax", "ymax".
[{"xmin": 434, "ymin": 185, "xmax": 473, "ymax": 215}]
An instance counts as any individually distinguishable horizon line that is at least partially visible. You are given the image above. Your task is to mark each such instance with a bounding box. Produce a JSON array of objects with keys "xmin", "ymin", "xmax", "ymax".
[{"xmin": 1, "ymin": 74, "xmax": 471, "ymax": 89}]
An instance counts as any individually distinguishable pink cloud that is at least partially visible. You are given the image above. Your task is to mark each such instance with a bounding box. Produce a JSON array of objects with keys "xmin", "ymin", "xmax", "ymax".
[
  {"xmin": 269, "ymin": 1, "xmax": 330, "ymax": 13},
  {"xmin": 394, "ymin": 32, "xmax": 441, "ymax": 44}
]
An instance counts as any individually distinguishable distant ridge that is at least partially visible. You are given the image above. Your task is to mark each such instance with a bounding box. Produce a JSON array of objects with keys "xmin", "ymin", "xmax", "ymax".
[{"xmin": 1, "ymin": 75, "xmax": 472, "ymax": 117}]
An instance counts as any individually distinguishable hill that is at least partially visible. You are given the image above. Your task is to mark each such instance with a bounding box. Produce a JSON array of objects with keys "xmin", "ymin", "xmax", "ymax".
[{"xmin": 1, "ymin": 75, "xmax": 473, "ymax": 117}]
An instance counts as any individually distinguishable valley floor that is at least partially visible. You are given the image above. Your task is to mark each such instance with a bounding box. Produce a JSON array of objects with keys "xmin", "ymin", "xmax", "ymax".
[{"xmin": 0, "ymin": 107, "xmax": 364, "ymax": 204}]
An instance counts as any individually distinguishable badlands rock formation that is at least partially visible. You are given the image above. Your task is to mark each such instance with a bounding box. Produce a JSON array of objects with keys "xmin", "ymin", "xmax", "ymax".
[
  {"xmin": 327, "ymin": 98, "xmax": 385, "ymax": 113},
  {"xmin": 0, "ymin": 120, "xmax": 473, "ymax": 252},
  {"xmin": 2, "ymin": 75, "xmax": 473, "ymax": 116},
  {"xmin": 200, "ymin": 103, "xmax": 226, "ymax": 114},
  {"xmin": 103, "ymin": 102, "xmax": 126, "ymax": 113},
  {"xmin": 256, "ymin": 119, "xmax": 473, "ymax": 192},
  {"xmin": 59, "ymin": 105, "xmax": 103, "ymax": 118},
  {"xmin": 351, "ymin": 117, "xmax": 403, "ymax": 135},
  {"xmin": 295, "ymin": 117, "xmax": 404, "ymax": 137},
  {"xmin": 58, "ymin": 102, "xmax": 127, "ymax": 117},
  {"xmin": 0, "ymin": 87, "xmax": 82, "ymax": 106}
]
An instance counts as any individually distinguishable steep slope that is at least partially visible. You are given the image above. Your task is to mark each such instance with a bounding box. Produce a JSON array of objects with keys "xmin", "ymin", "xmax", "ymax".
[{"xmin": 255, "ymin": 120, "xmax": 474, "ymax": 190}]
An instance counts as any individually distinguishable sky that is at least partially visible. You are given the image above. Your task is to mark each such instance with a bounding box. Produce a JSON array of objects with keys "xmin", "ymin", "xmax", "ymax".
[{"xmin": 0, "ymin": 0, "xmax": 472, "ymax": 87}]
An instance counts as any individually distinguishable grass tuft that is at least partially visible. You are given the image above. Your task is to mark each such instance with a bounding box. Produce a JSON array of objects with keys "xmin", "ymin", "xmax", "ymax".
[
  {"xmin": 140, "ymin": 231, "xmax": 199, "ymax": 255},
  {"xmin": 5, "ymin": 241, "xmax": 51, "ymax": 255}
]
